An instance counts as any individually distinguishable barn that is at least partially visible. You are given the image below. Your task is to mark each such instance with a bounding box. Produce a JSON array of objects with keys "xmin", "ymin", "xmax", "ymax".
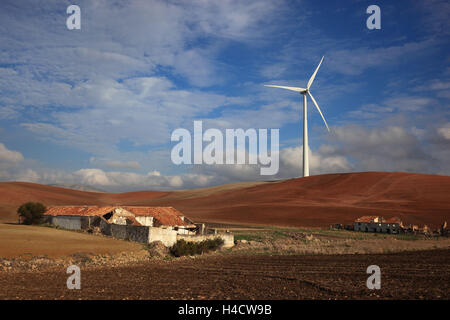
[{"xmin": 44, "ymin": 205, "xmax": 234, "ymax": 247}]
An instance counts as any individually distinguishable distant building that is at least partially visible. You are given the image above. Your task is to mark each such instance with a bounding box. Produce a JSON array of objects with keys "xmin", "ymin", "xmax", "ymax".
[{"xmin": 354, "ymin": 216, "xmax": 401, "ymax": 234}]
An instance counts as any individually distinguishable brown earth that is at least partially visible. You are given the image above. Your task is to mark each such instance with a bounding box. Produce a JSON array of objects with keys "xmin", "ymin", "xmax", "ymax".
[
  {"xmin": 1, "ymin": 172, "xmax": 449, "ymax": 228},
  {"xmin": 0, "ymin": 249, "xmax": 448, "ymax": 300},
  {"xmin": 0, "ymin": 224, "xmax": 144, "ymax": 258}
]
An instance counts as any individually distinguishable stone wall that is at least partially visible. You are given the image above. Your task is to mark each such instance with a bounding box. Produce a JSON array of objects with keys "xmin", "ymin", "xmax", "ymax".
[
  {"xmin": 111, "ymin": 224, "xmax": 127, "ymax": 240},
  {"xmin": 127, "ymin": 225, "xmax": 149, "ymax": 243},
  {"xmin": 99, "ymin": 219, "xmax": 149, "ymax": 243},
  {"xmin": 100, "ymin": 219, "xmax": 112, "ymax": 235}
]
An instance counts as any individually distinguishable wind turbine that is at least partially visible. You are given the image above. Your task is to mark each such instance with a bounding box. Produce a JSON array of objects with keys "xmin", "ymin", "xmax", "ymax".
[{"xmin": 264, "ymin": 56, "xmax": 329, "ymax": 177}]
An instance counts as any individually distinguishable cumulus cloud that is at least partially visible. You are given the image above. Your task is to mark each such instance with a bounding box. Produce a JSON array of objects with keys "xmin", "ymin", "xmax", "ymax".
[
  {"xmin": 325, "ymin": 125, "xmax": 440, "ymax": 173},
  {"xmin": 2, "ymin": 121, "xmax": 450, "ymax": 191},
  {"xmin": 278, "ymin": 146, "xmax": 351, "ymax": 177},
  {"xmin": 0, "ymin": 143, "xmax": 24, "ymax": 163},
  {"xmin": 186, "ymin": 145, "xmax": 351, "ymax": 184},
  {"xmin": 17, "ymin": 76, "xmax": 239, "ymax": 155},
  {"xmin": 0, "ymin": 139, "xmax": 351, "ymax": 191},
  {"xmin": 0, "ymin": 143, "xmax": 39, "ymax": 183},
  {"xmin": 437, "ymin": 126, "xmax": 450, "ymax": 140}
]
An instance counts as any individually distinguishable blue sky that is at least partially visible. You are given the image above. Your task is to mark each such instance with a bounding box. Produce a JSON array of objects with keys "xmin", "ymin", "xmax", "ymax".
[{"xmin": 0, "ymin": 0, "xmax": 449, "ymax": 191}]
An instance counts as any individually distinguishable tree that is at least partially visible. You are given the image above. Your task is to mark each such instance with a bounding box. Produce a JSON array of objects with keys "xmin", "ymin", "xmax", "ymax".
[{"xmin": 17, "ymin": 202, "xmax": 47, "ymax": 225}]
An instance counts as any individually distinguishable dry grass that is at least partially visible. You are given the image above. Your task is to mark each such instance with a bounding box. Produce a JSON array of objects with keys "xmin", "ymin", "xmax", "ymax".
[
  {"xmin": 0, "ymin": 223, "xmax": 144, "ymax": 259},
  {"xmin": 230, "ymin": 226, "xmax": 450, "ymax": 255}
]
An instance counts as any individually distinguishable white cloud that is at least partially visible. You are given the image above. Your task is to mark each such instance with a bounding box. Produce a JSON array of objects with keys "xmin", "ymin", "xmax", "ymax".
[
  {"xmin": 0, "ymin": 106, "xmax": 20, "ymax": 120},
  {"xmin": 437, "ymin": 126, "xmax": 450, "ymax": 140},
  {"xmin": 17, "ymin": 76, "xmax": 239, "ymax": 155},
  {"xmin": 185, "ymin": 0, "xmax": 282, "ymax": 40},
  {"xmin": 0, "ymin": 143, "xmax": 24, "ymax": 163},
  {"xmin": 0, "ymin": 0, "xmax": 288, "ymax": 161},
  {"xmin": 277, "ymin": 146, "xmax": 351, "ymax": 177},
  {"xmin": 75, "ymin": 169, "xmax": 113, "ymax": 186},
  {"xmin": 327, "ymin": 125, "xmax": 436, "ymax": 173},
  {"xmin": 13, "ymin": 169, "xmax": 40, "ymax": 183}
]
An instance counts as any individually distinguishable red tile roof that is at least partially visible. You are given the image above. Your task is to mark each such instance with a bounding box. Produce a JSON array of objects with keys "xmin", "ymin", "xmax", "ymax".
[
  {"xmin": 45, "ymin": 206, "xmax": 116, "ymax": 217},
  {"xmin": 122, "ymin": 206, "xmax": 187, "ymax": 226},
  {"xmin": 355, "ymin": 216, "xmax": 379, "ymax": 223},
  {"xmin": 385, "ymin": 217, "xmax": 402, "ymax": 224},
  {"xmin": 355, "ymin": 216, "xmax": 402, "ymax": 224}
]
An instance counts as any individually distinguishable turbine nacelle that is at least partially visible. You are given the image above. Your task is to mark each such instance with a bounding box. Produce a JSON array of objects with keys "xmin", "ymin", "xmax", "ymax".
[{"xmin": 263, "ymin": 56, "xmax": 329, "ymax": 132}]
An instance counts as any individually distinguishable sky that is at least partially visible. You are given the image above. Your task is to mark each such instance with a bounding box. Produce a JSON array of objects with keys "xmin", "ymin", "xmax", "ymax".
[{"xmin": 0, "ymin": 0, "xmax": 449, "ymax": 191}]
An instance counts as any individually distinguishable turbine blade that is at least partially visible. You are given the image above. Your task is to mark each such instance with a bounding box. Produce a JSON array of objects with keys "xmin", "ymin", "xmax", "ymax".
[
  {"xmin": 308, "ymin": 91, "xmax": 330, "ymax": 132},
  {"xmin": 307, "ymin": 56, "xmax": 324, "ymax": 89},
  {"xmin": 264, "ymin": 85, "xmax": 306, "ymax": 92}
]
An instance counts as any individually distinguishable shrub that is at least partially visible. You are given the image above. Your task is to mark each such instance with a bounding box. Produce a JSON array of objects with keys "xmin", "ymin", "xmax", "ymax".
[
  {"xmin": 170, "ymin": 238, "xmax": 224, "ymax": 257},
  {"xmin": 17, "ymin": 202, "xmax": 47, "ymax": 225}
]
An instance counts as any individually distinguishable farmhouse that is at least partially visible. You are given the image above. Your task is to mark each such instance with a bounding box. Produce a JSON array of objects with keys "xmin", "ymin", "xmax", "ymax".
[
  {"xmin": 354, "ymin": 216, "xmax": 401, "ymax": 234},
  {"xmin": 44, "ymin": 206, "xmax": 234, "ymax": 248}
]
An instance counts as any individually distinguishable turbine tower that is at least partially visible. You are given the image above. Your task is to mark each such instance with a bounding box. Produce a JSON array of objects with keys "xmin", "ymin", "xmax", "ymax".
[{"xmin": 264, "ymin": 56, "xmax": 330, "ymax": 177}]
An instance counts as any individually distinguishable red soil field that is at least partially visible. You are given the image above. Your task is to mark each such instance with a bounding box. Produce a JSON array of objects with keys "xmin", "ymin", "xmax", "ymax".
[
  {"xmin": 1, "ymin": 250, "xmax": 449, "ymax": 300},
  {"xmin": 1, "ymin": 172, "xmax": 449, "ymax": 228}
]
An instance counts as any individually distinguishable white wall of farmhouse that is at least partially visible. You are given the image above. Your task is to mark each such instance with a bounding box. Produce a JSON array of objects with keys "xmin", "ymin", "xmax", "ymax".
[
  {"xmin": 136, "ymin": 216, "xmax": 154, "ymax": 227},
  {"xmin": 148, "ymin": 227, "xmax": 178, "ymax": 247}
]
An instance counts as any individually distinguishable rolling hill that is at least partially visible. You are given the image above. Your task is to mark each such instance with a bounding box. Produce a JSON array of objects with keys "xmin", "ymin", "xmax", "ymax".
[{"xmin": 1, "ymin": 172, "xmax": 449, "ymax": 228}]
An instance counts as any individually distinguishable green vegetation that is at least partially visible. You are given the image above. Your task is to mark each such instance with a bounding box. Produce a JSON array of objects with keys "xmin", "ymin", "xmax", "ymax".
[
  {"xmin": 394, "ymin": 234, "xmax": 421, "ymax": 241},
  {"xmin": 272, "ymin": 231, "xmax": 290, "ymax": 239},
  {"xmin": 170, "ymin": 238, "xmax": 224, "ymax": 257},
  {"xmin": 17, "ymin": 202, "xmax": 47, "ymax": 225},
  {"xmin": 234, "ymin": 233, "xmax": 263, "ymax": 242},
  {"xmin": 233, "ymin": 226, "xmax": 381, "ymax": 243}
]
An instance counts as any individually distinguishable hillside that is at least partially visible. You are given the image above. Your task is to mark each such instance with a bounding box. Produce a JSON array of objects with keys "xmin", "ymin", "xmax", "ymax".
[{"xmin": 1, "ymin": 172, "xmax": 449, "ymax": 228}]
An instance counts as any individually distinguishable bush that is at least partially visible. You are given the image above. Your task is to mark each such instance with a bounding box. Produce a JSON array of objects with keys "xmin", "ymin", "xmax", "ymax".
[
  {"xmin": 170, "ymin": 238, "xmax": 224, "ymax": 257},
  {"xmin": 17, "ymin": 202, "xmax": 47, "ymax": 225}
]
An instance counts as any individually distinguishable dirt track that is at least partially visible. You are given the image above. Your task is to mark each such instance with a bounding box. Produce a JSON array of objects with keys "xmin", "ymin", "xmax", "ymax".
[{"xmin": 1, "ymin": 249, "xmax": 448, "ymax": 300}]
